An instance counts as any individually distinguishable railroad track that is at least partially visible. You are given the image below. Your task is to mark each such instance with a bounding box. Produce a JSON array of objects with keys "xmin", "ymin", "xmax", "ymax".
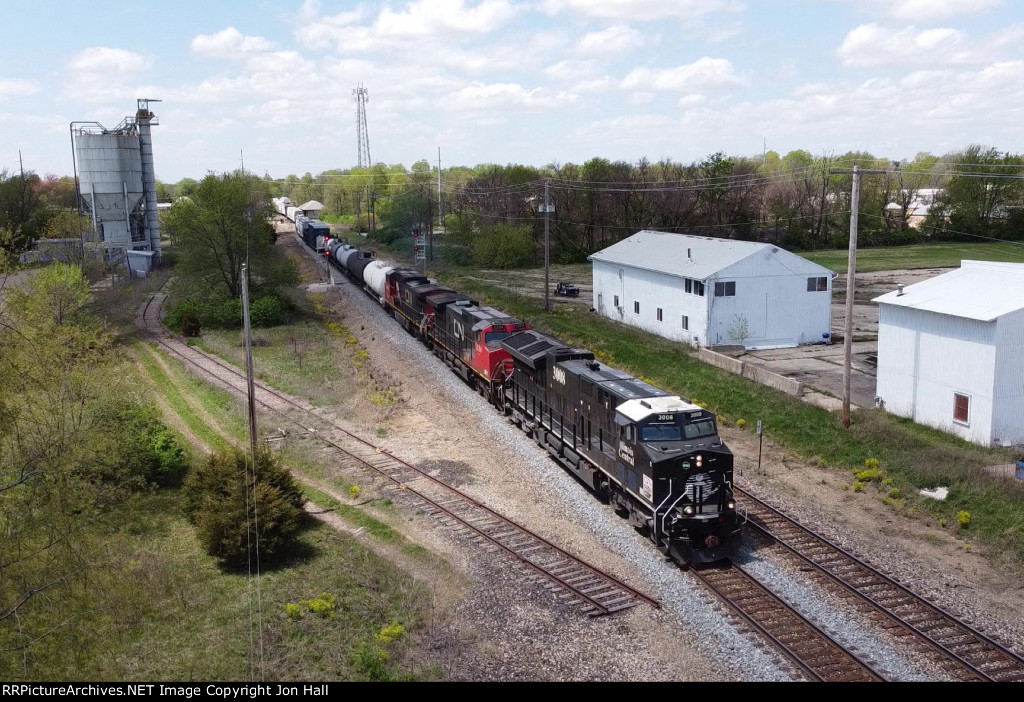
[
  {"xmin": 693, "ymin": 562, "xmax": 884, "ymax": 682},
  {"xmin": 138, "ymin": 290, "xmax": 659, "ymax": 617},
  {"xmin": 738, "ymin": 487, "xmax": 1024, "ymax": 682}
]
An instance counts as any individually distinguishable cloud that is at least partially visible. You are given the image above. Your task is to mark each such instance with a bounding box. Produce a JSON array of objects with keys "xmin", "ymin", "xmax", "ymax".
[
  {"xmin": 442, "ymin": 82, "xmax": 545, "ymax": 111},
  {"xmin": 620, "ymin": 58, "xmax": 744, "ymax": 91},
  {"xmin": 67, "ymin": 47, "xmax": 151, "ymax": 74},
  {"xmin": 835, "ymin": 23, "xmax": 970, "ymax": 68},
  {"xmin": 539, "ymin": 0, "xmax": 743, "ymax": 21},
  {"xmin": 63, "ymin": 48, "xmax": 152, "ymax": 103},
  {"xmin": 544, "ymin": 60, "xmax": 599, "ymax": 82},
  {"xmin": 0, "ymin": 78, "xmax": 39, "ymax": 101},
  {"xmin": 375, "ymin": 0, "xmax": 516, "ymax": 36},
  {"xmin": 880, "ymin": 0, "xmax": 1001, "ymax": 21},
  {"xmin": 297, "ymin": 0, "xmax": 514, "ymax": 51},
  {"xmin": 576, "ymin": 25, "xmax": 646, "ymax": 55},
  {"xmin": 191, "ymin": 27, "xmax": 276, "ymax": 57}
]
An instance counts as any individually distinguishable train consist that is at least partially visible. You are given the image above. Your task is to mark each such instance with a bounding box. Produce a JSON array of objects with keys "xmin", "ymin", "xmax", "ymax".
[
  {"xmin": 273, "ymin": 198, "xmax": 743, "ymax": 566},
  {"xmin": 273, "ymin": 197, "xmax": 332, "ymax": 253}
]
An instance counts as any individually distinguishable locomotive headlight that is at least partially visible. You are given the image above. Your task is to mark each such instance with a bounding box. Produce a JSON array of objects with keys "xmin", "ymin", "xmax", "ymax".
[
  {"xmin": 726, "ymin": 500, "xmax": 736, "ymax": 510},
  {"xmin": 682, "ymin": 505, "xmax": 695, "ymax": 516},
  {"xmin": 695, "ymin": 454, "xmax": 703, "ymax": 468}
]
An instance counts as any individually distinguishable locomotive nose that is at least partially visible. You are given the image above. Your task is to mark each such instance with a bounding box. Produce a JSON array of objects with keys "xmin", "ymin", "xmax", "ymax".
[{"xmin": 704, "ymin": 535, "xmax": 720, "ymax": 549}]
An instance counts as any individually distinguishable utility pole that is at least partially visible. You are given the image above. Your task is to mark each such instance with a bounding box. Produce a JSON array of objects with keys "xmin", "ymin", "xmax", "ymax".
[
  {"xmin": 842, "ymin": 165, "xmax": 859, "ymax": 429},
  {"xmin": 436, "ymin": 147, "xmax": 442, "ymax": 262},
  {"xmin": 831, "ymin": 164, "xmax": 887, "ymax": 429},
  {"xmin": 18, "ymin": 149, "xmax": 24, "ymax": 177},
  {"xmin": 240, "ymin": 149, "xmax": 245, "ymax": 174},
  {"xmin": 241, "ymin": 263, "xmax": 258, "ymax": 456},
  {"xmin": 543, "ymin": 180, "xmax": 551, "ymax": 312}
]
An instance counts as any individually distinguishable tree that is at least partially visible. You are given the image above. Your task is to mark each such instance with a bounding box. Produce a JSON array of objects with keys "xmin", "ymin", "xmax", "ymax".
[
  {"xmin": 182, "ymin": 448, "xmax": 306, "ymax": 568},
  {"xmin": 163, "ymin": 172, "xmax": 297, "ymax": 299},
  {"xmin": 0, "ymin": 264, "xmax": 186, "ymax": 675}
]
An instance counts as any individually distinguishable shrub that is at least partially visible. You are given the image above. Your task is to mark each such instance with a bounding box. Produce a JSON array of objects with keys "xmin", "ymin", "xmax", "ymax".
[
  {"xmin": 864, "ymin": 458, "xmax": 880, "ymax": 470},
  {"xmin": 854, "ymin": 468, "xmax": 881, "ymax": 482},
  {"xmin": 182, "ymin": 448, "xmax": 306, "ymax": 567},
  {"xmin": 250, "ymin": 296, "xmax": 283, "ymax": 327},
  {"xmin": 301, "ymin": 592, "xmax": 337, "ymax": 619},
  {"xmin": 957, "ymin": 510, "xmax": 971, "ymax": 528},
  {"xmin": 736, "ymin": 419, "xmax": 746, "ymax": 428},
  {"xmin": 852, "ymin": 481, "xmax": 865, "ymax": 493},
  {"xmin": 166, "ymin": 298, "xmax": 205, "ymax": 335},
  {"xmin": 348, "ymin": 486, "xmax": 361, "ymax": 499},
  {"xmin": 209, "ymin": 298, "xmax": 243, "ymax": 328}
]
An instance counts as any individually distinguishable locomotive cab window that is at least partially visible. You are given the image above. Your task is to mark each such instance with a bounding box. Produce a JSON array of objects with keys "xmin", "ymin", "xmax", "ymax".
[
  {"xmin": 484, "ymin": 330, "xmax": 510, "ymax": 344},
  {"xmin": 620, "ymin": 424, "xmax": 636, "ymax": 442},
  {"xmin": 684, "ymin": 418, "xmax": 717, "ymax": 440},
  {"xmin": 642, "ymin": 424, "xmax": 682, "ymax": 442}
]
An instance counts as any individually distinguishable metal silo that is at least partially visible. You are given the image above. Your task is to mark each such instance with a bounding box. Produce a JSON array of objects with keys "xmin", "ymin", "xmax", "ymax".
[
  {"xmin": 137, "ymin": 98, "xmax": 161, "ymax": 259},
  {"xmin": 71, "ymin": 99, "xmax": 162, "ymax": 262}
]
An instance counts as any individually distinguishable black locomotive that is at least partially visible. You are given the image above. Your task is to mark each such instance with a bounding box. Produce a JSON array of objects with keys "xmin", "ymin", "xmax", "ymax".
[
  {"xmin": 500, "ymin": 329, "xmax": 741, "ymax": 565},
  {"xmin": 278, "ymin": 207, "xmax": 743, "ymax": 566}
]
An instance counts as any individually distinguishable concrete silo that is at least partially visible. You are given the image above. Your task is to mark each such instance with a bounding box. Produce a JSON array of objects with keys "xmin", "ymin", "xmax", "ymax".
[{"xmin": 71, "ymin": 99, "xmax": 162, "ymax": 264}]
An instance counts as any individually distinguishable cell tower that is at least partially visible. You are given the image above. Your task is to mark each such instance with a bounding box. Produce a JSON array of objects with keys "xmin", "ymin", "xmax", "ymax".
[{"xmin": 353, "ymin": 83, "xmax": 371, "ymax": 168}]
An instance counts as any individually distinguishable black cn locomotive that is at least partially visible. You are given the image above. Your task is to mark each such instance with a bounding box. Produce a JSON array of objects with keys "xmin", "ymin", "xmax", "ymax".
[{"xmin": 500, "ymin": 329, "xmax": 741, "ymax": 565}]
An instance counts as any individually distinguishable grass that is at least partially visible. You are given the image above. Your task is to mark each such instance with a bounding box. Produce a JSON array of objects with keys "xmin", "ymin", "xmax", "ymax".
[
  {"xmin": 133, "ymin": 343, "xmax": 243, "ymax": 452},
  {"xmin": 194, "ymin": 321, "xmax": 344, "ymax": 406},
  {"xmin": 41, "ymin": 492, "xmax": 431, "ymax": 681},
  {"xmin": 797, "ymin": 241, "xmax": 1024, "ymax": 273},
  {"xmin": 441, "ymin": 270, "xmax": 1024, "ymax": 567}
]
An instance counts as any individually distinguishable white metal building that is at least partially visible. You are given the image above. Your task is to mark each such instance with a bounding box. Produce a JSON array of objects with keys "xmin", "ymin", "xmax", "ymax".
[
  {"xmin": 589, "ymin": 231, "xmax": 834, "ymax": 349},
  {"xmin": 874, "ymin": 260, "xmax": 1024, "ymax": 447}
]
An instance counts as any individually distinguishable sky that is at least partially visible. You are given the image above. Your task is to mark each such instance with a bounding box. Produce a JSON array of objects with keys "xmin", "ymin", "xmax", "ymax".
[{"xmin": 2, "ymin": 0, "xmax": 1023, "ymax": 183}]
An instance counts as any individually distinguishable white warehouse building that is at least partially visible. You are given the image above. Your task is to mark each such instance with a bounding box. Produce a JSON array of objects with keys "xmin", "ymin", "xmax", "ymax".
[
  {"xmin": 589, "ymin": 231, "xmax": 834, "ymax": 349},
  {"xmin": 874, "ymin": 260, "xmax": 1024, "ymax": 447}
]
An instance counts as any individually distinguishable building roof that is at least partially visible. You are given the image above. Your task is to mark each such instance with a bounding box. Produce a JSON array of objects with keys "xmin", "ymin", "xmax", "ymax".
[
  {"xmin": 299, "ymin": 200, "xmax": 324, "ymax": 210},
  {"xmin": 588, "ymin": 230, "xmax": 826, "ymax": 279},
  {"xmin": 873, "ymin": 260, "xmax": 1024, "ymax": 322}
]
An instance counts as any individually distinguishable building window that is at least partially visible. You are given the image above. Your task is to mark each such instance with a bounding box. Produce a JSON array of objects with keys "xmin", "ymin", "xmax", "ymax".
[
  {"xmin": 685, "ymin": 278, "xmax": 692, "ymax": 294},
  {"xmin": 613, "ymin": 294, "xmax": 619, "ymax": 308},
  {"xmin": 682, "ymin": 315, "xmax": 689, "ymax": 330},
  {"xmin": 657, "ymin": 308, "xmax": 663, "ymax": 322},
  {"xmin": 714, "ymin": 281, "xmax": 736, "ymax": 297},
  {"xmin": 807, "ymin": 276, "xmax": 828, "ymax": 292},
  {"xmin": 953, "ymin": 393, "xmax": 970, "ymax": 425},
  {"xmin": 694, "ymin": 281, "xmax": 705, "ymax": 297},
  {"xmin": 634, "ymin": 301, "xmax": 640, "ymax": 314}
]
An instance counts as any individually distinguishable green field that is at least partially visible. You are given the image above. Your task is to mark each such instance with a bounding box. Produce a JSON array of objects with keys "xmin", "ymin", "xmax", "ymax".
[{"xmin": 799, "ymin": 241, "xmax": 1024, "ymax": 272}]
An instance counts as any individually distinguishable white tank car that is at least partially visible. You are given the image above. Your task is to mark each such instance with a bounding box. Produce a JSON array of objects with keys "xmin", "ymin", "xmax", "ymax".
[
  {"xmin": 363, "ymin": 259, "xmax": 396, "ymax": 302},
  {"xmin": 285, "ymin": 205, "xmax": 298, "ymax": 221}
]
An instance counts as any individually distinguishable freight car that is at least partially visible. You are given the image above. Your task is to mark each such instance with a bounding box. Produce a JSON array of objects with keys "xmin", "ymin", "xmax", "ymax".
[{"xmin": 302, "ymin": 227, "xmax": 742, "ymax": 566}]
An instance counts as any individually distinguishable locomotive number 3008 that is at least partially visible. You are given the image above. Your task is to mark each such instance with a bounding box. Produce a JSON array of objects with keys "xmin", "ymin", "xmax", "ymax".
[{"xmin": 657, "ymin": 414, "xmax": 674, "ymax": 421}]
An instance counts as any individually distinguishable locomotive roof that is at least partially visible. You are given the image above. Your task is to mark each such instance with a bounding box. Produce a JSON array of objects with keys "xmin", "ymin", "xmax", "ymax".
[
  {"xmin": 389, "ymin": 268, "xmax": 429, "ymax": 286},
  {"xmin": 408, "ymin": 282, "xmax": 456, "ymax": 302},
  {"xmin": 501, "ymin": 329, "xmax": 593, "ymax": 370},
  {"xmin": 448, "ymin": 304, "xmax": 518, "ymax": 326},
  {"xmin": 617, "ymin": 396, "xmax": 702, "ymax": 422},
  {"xmin": 428, "ymin": 292, "xmax": 476, "ymax": 310},
  {"xmin": 559, "ymin": 358, "xmax": 670, "ymax": 402}
]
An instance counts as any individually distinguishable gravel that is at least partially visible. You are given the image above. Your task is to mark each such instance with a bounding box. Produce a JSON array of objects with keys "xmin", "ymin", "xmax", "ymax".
[
  {"xmin": 296, "ymin": 244, "xmax": 1024, "ymax": 681},
  {"xmin": 319, "ymin": 257, "xmax": 792, "ymax": 681}
]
